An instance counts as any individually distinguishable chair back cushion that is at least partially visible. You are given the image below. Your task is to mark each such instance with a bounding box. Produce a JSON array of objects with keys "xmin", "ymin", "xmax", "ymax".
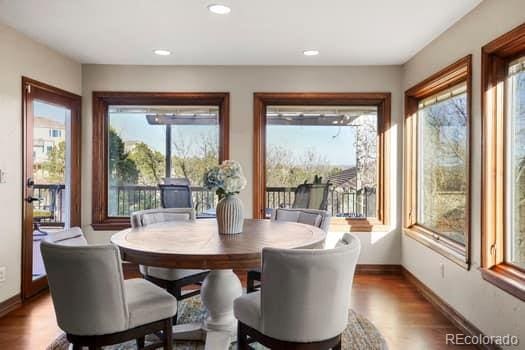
[
  {"xmin": 41, "ymin": 241, "xmax": 129, "ymax": 335},
  {"xmin": 130, "ymin": 208, "xmax": 195, "ymax": 228},
  {"xmin": 272, "ymin": 208, "xmax": 330, "ymax": 232},
  {"xmin": 45, "ymin": 227, "xmax": 88, "ymax": 246},
  {"xmin": 260, "ymin": 234, "xmax": 360, "ymax": 342}
]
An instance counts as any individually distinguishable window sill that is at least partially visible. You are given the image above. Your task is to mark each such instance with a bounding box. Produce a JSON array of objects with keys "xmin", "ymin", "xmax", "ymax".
[
  {"xmin": 481, "ymin": 264, "xmax": 525, "ymax": 301},
  {"xmin": 403, "ymin": 226, "xmax": 469, "ymax": 270},
  {"xmin": 331, "ymin": 218, "xmax": 389, "ymax": 232}
]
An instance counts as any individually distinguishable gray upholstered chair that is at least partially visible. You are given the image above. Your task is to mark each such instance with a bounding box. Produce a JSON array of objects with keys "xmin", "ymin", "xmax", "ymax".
[
  {"xmin": 235, "ymin": 233, "xmax": 361, "ymax": 350},
  {"xmin": 246, "ymin": 208, "xmax": 331, "ymax": 293},
  {"xmin": 271, "ymin": 208, "xmax": 331, "ymax": 232},
  {"xmin": 130, "ymin": 208, "xmax": 209, "ymax": 324},
  {"xmin": 41, "ymin": 228, "xmax": 177, "ymax": 350},
  {"xmin": 44, "ymin": 226, "xmax": 88, "ymax": 245}
]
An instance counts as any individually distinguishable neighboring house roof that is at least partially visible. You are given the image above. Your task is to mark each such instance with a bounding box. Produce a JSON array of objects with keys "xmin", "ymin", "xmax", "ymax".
[
  {"xmin": 327, "ymin": 167, "xmax": 357, "ymax": 189},
  {"xmin": 34, "ymin": 116, "xmax": 65, "ymax": 130}
]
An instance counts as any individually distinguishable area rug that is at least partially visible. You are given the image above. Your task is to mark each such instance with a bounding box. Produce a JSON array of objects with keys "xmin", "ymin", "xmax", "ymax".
[{"xmin": 48, "ymin": 295, "xmax": 387, "ymax": 350}]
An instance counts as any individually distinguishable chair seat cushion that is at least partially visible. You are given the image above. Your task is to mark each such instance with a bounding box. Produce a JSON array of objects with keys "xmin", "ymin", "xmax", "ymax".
[
  {"xmin": 234, "ymin": 291, "xmax": 261, "ymax": 331},
  {"xmin": 125, "ymin": 279, "xmax": 177, "ymax": 329},
  {"xmin": 140, "ymin": 265, "xmax": 208, "ymax": 281}
]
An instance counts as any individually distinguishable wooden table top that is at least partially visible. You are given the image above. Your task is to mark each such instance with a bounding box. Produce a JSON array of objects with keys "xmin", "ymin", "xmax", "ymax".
[{"xmin": 111, "ymin": 219, "xmax": 326, "ymax": 269}]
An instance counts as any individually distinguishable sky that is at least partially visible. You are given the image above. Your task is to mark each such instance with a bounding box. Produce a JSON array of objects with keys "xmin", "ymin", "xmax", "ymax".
[
  {"xmin": 33, "ymin": 103, "xmax": 366, "ymax": 167},
  {"xmin": 110, "ymin": 112, "xmax": 359, "ymax": 166},
  {"xmin": 267, "ymin": 125, "xmax": 357, "ymax": 166},
  {"xmin": 34, "ymin": 100, "xmax": 68, "ymax": 123}
]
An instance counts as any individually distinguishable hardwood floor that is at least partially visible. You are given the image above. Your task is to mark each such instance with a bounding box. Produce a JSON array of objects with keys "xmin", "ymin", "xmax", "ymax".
[
  {"xmin": 0, "ymin": 273, "xmax": 476, "ymax": 350},
  {"xmin": 349, "ymin": 274, "xmax": 476, "ymax": 350}
]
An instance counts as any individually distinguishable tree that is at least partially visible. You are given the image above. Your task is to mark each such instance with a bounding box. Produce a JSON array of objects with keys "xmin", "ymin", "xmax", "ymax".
[
  {"xmin": 128, "ymin": 142, "xmax": 165, "ymax": 185},
  {"xmin": 351, "ymin": 114, "xmax": 377, "ymax": 189},
  {"xmin": 40, "ymin": 141, "xmax": 66, "ymax": 183},
  {"xmin": 266, "ymin": 144, "xmax": 339, "ymax": 187},
  {"xmin": 109, "ymin": 128, "xmax": 139, "ymax": 185},
  {"xmin": 172, "ymin": 129, "xmax": 219, "ymax": 185},
  {"xmin": 419, "ymin": 94, "xmax": 468, "ymax": 237}
]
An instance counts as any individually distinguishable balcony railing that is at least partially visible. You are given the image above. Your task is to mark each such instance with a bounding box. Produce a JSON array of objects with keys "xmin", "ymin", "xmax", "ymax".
[
  {"xmin": 33, "ymin": 184, "xmax": 66, "ymax": 226},
  {"xmin": 34, "ymin": 184, "xmax": 375, "ymax": 226},
  {"xmin": 266, "ymin": 186, "xmax": 375, "ymax": 218},
  {"xmin": 108, "ymin": 185, "xmax": 217, "ymax": 218}
]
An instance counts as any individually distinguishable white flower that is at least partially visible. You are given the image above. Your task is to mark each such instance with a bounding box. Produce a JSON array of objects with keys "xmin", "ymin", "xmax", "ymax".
[{"xmin": 203, "ymin": 160, "xmax": 246, "ymax": 196}]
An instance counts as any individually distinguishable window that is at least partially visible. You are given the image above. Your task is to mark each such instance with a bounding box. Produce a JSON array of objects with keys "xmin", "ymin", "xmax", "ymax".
[
  {"xmin": 404, "ymin": 55, "xmax": 471, "ymax": 268},
  {"xmin": 49, "ymin": 129, "xmax": 62, "ymax": 137},
  {"xmin": 507, "ymin": 58, "xmax": 525, "ymax": 269},
  {"xmin": 482, "ymin": 23, "xmax": 525, "ymax": 301},
  {"xmin": 254, "ymin": 93, "xmax": 391, "ymax": 231},
  {"xmin": 107, "ymin": 105, "xmax": 220, "ymax": 217},
  {"xmin": 92, "ymin": 92, "xmax": 229, "ymax": 230},
  {"xmin": 265, "ymin": 106, "xmax": 378, "ymax": 218}
]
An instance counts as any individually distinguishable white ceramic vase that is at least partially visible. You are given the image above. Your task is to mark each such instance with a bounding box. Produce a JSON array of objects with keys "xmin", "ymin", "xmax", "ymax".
[{"xmin": 216, "ymin": 194, "xmax": 244, "ymax": 234}]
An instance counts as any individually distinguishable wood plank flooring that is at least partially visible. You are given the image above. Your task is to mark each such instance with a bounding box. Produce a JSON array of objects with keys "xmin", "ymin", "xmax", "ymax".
[{"xmin": 0, "ymin": 273, "xmax": 476, "ymax": 350}]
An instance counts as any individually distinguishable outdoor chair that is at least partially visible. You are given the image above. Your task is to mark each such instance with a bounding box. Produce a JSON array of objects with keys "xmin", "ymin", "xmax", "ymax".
[
  {"xmin": 159, "ymin": 183, "xmax": 193, "ymax": 209},
  {"xmin": 292, "ymin": 182, "xmax": 330, "ymax": 210}
]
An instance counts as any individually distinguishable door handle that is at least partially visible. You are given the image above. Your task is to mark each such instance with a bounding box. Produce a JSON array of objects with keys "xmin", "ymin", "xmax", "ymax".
[{"xmin": 26, "ymin": 196, "xmax": 42, "ymax": 203}]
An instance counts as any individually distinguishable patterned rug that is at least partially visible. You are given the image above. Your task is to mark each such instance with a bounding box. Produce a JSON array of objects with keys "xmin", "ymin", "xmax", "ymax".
[{"xmin": 48, "ymin": 295, "xmax": 387, "ymax": 350}]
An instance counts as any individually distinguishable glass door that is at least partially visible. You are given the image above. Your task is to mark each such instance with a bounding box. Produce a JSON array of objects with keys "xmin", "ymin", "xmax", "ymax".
[{"xmin": 22, "ymin": 78, "xmax": 81, "ymax": 299}]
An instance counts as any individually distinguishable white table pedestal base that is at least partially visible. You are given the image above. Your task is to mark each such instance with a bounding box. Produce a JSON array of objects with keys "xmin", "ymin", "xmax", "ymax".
[{"xmin": 172, "ymin": 269, "xmax": 243, "ymax": 350}]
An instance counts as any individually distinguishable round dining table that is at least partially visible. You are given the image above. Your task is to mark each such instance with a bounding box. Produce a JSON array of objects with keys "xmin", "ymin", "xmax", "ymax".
[{"xmin": 111, "ymin": 218, "xmax": 326, "ymax": 350}]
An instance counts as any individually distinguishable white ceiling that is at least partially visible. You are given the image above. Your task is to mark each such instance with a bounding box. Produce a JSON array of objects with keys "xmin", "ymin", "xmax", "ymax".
[{"xmin": 0, "ymin": 0, "xmax": 481, "ymax": 65}]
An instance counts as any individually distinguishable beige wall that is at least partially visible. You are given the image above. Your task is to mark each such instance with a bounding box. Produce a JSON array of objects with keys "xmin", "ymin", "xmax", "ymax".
[
  {"xmin": 81, "ymin": 64, "xmax": 403, "ymax": 265},
  {"xmin": 0, "ymin": 23, "xmax": 82, "ymax": 302},
  {"xmin": 402, "ymin": 0, "xmax": 525, "ymax": 345}
]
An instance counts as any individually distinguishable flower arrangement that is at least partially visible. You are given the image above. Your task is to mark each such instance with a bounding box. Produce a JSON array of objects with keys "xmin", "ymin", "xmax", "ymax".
[{"xmin": 203, "ymin": 160, "xmax": 247, "ymax": 198}]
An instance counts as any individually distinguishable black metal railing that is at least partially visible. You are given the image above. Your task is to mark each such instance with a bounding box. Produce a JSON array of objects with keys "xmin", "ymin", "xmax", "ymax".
[
  {"xmin": 266, "ymin": 186, "xmax": 375, "ymax": 218},
  {"xmin": 35, "ymin": 184, "xmax": 375, "ymax": 224},
  {"xmin": 33, "ymin": 184, "xmax": 66, "ymax": 226},
  {"xmin": 108, "ymin": 185, "xmax": 217, "ymax": 217}
]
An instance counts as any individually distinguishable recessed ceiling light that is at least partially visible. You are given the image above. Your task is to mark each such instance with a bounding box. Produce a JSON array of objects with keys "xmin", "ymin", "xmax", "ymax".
[
  {"xmin": 208, "ymin": 4, "xmax": 231, "ymax": 14},
  {"xmin": 153, "ymin": 49, "xmax": 171, "ymax": 56},
  {"xmin": 303, "ymin": 49, "xmax": 320, "ymax": 56}
]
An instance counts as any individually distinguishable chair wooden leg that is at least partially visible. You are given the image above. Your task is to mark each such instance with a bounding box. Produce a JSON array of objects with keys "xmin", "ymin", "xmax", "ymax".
[
  {"xmin": 136, "ymin": 335, "xmax": 145, "ymax": 349},
  {"xmin": 164, "ymin": 318, "xmax": 173, "ymax": 350},
  {"xmin": 246, "ymin": 275, "xmax": 255, "ymax": 293},
  {"xmin": 167, "ymin": 283, "xmax": 181, "ymax": 325},
  {"xmin": 332, "ymin": 335, "xmax": 342, "ymax": 350},
  {"xmin": 237, "ymin": 322, "xmax": 250, "ymax": 350}
]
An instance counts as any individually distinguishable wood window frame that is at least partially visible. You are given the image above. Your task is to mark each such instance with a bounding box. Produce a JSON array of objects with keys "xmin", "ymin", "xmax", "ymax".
[
  {"xmin": 404, "ymin": 55, "xmax": 472, "ymax": 269},
  {"xmin": 481, "ymin": 23, "xmax": 525, "ymax": 301},
  {"xmin": 253, "ymin": 92, "xmax": 391, "ymax": 232},
  {"xmin": 91, "ymin": 91, "xmax": 230, "ymax": 230},
  {"xmin": 22, "ymin": 77, "xmax": 82, "ymax": 298}
]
